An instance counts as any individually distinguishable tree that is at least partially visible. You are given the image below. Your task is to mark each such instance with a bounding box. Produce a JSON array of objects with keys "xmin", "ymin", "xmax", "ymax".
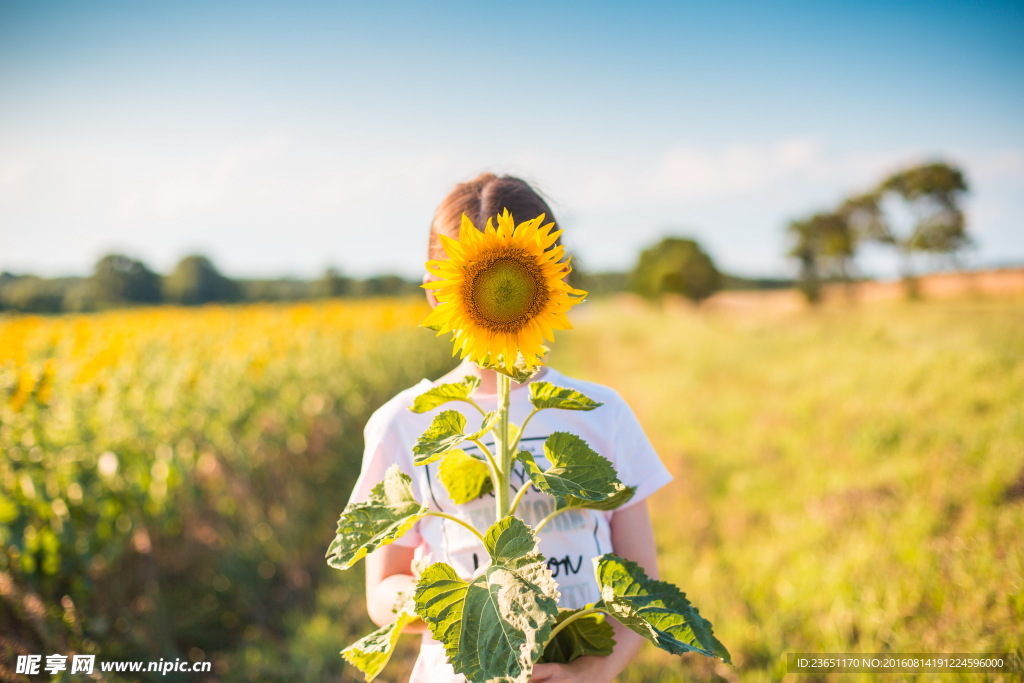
[
  {"xmin": 787, "ymin": 218, "xmax": 823, "ymax": 304},
  {"xmin": 787, "ymin": 211, "xmax": 858, "ymax": 304},
  {"xmin": 0, "ymin": 276, "xmax": 64, "ymax": 313},
  {"xmin": 92, "ymin": 254, "xmax": 162, "ymax": 306},
  {"xmin": 630, "ymin": 237, "xmax": 721, "ymax": 304},
  {"xmin": 873, "ymin": 161, "xmax": 970, "ymax": 297},
  {"xmin": 315, "ymin": 267, "xmax": 352, "ymax": 298},
  {"xmin": 163, "ymin": 255, "xmax": 238, "ymax": 305},
  {"xmin": 838, "ymin": 192, "xmax": 887, "ymax": 243},
  {"xmin": 360, "ymin": 275, "xmax": 416, "ymax": 298}
]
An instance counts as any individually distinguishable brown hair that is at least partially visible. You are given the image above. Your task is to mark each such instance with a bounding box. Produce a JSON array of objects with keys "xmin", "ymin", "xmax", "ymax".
[{"xmin": 428, "ymin": 173, "xmax": 560, "ymax": 260}]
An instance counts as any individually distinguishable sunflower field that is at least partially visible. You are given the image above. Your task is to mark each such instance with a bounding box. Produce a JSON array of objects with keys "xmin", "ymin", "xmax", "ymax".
[
  {"xmin": 2, "ymin": 294, "xmax": 1022, "ymax": 682},
  {"xmin": 0, "ymin": 300, "xmax": 453, "ymax": 681}
]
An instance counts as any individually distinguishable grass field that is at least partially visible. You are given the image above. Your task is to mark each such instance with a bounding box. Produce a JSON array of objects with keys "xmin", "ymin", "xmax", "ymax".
[
  {"xmin": 2, "ymin": 294, "xmax": 1022, "ymax": 682},
  {"xmin": 551, "ymin": 295, "xmax": 1024, "ymax": 682}
]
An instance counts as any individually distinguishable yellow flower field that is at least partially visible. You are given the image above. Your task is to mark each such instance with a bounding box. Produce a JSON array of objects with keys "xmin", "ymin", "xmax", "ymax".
[{"xmin": 1, "ymin": 299, "xmax": 454, "ymax": 680}]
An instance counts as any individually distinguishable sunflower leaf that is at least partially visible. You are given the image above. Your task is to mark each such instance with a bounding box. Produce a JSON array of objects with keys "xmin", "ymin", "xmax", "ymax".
[
  {"xmin": 466, "ymin": 410, "xmax": 501, "ymax": 441},
  {"xmin": 414, "ymin": 518, "xmax": 560, "ymax": 683},
  {"xmin": 529, "ymin": 382, "xmax": 604, "ymax": 412},
  {"xmin": 516, "ymin": 432, "xmax": 623, "ymax": 503},
  {"xmin": 341, "ymin": 610, "xmax": 418, "ymax": 681},
  {"xmin": 478, "ymin": 355, "xmax": 542, "ymax": 383},
  {"xmin": 483, "ymin": 517, "xmax": 561, "ymax": 611},
  {"xmin": 438, "ymin": 449, "xmax": 493, "ymax": 504},
  {"xmin": 326, "ymin": 465, "xmax": 427, "ymax": 570},
  {"xmin": 496, "ymin": 364, "xmax": 542, "ymax": 383},
  {"xmin": 593, "ymin": 554, "xmax": 731, "ymax": 664},
  {"xmin": 409, "ymin": 376, "xmax": 481, "ymax": 413},
  {"xmin": 557, "ymin": 485, "xmax": 636, "ymax": 512},
  {"xmin": 412, "ymin": 410, "xmax": 468, "ymax": 464},
  {"xmin": 539, "ymin": 609, "xmax": 616, "ymax": 664}
]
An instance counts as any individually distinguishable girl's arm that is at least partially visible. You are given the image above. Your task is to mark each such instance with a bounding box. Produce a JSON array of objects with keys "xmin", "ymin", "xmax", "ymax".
[
  {"xmin": 531, "ymin": 500, "xmax": 659, "ymax": 683},
  {"xmin": 364, "ymin": 543, "xmax": 427, "ymax": 632}
]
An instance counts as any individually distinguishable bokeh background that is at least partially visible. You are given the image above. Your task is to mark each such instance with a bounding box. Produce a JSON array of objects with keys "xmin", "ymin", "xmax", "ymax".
[{"xmin": 2, "ymin": 1, "xmax": 1022, "ymax": 681}]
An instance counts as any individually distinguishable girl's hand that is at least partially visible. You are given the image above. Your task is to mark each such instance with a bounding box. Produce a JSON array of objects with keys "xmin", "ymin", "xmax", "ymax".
[{"xmin": 530, "ymin": 657, "xmax": 611, "ymax": 683}]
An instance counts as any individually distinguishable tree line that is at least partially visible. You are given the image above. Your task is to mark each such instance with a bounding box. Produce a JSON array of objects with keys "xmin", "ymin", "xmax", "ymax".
[
  {"xmin": 1, "ymin": 252, "xmax": 791, "ymax": 315},
  {"xmin": 0, "ymin": 255, "xmax": 422, "ymax": 314},
  {"xmin": 620, "ymin": 160, "xmax": 973, "ymax": 305},
  {"xmin": 786, "ymin": 160, "xmax": 970, "ymax": 302}
]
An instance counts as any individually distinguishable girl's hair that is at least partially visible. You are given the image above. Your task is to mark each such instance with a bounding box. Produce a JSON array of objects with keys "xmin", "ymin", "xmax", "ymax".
[{"xmin": 428, "ymin": 173, "xmax": 560, "ymax": 260}]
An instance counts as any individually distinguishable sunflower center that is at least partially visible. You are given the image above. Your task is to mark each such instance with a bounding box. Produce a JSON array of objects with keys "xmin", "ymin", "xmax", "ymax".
[{"xmin": 462, "ymin": 247, "xmax": 549, "ymax": 333}]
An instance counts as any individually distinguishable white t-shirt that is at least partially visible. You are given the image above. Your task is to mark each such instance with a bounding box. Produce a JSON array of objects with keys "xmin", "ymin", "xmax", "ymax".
[{"xmin": 346, "ymin": 367, "xmax": 673, "ymax": 682}]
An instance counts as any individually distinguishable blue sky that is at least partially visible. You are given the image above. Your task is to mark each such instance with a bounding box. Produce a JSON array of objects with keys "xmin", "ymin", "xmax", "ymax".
[{"xmin": 2, "ymin": 0, "xmax": 1022, "ymax": 279}]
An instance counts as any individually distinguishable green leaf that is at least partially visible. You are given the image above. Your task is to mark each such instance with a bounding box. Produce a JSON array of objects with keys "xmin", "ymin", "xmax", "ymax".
[
  {"xmin": 413, "ymin": 410, "xmax": 499, "ymax": 466},
  {"xmin": 516, "ymin": 432, "xmax": 623, "ymax": 503},
  {"xmin": 341, "ymin": 610, "xmax": 417, "ymax": 681},
  {"xmin": 326, "ymin": 465, "xmax": 427, "ymax": 570},
  {"xmin": 540, "ymin": 609, "xmax": 616, "ymax": 664},
  {"xmin": 496, "ymin": 363, "xmax": 541, "ymax": 384},
  {"xmin": 529, "ymin": 382, "xmax": 604, "ymax": 412},
  {"xmin": 477, "ymin": 353, "xmax": 543, "ymax": 383},
  {"xmin": 414, "ymin": 518, "xmax": 560, "ymax": 683},
  {"xmin": 412, "ymin": 410, "xmax": 468, "ymax": 464},
  {"xmin": 409, "ymin": 376, "xmax": 481, "ymax": 413},
  {"xmin": 485, "ymin": 517, "xmax": 540, "ymax": 566},
  {"xmin": 593, "ymin": 554, "xmax": 731, "ymax": 663},
  {"xmin": 557, "ymin": 485, "xmax": 636, "ymax": 512},
  {"xmin": 438, "ymin": 449, "xmax": 493, "ymax": 504},
  {"xmin": 467, "ymin": 410, "xmax": 501, "ymax": 440}
]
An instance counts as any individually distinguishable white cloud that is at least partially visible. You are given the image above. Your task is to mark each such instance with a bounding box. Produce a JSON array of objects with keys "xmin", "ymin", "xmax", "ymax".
[
  {"xmin": 497, "ymin": 137, "xmax": 910, "ymax": 213},
  {"xmin": 0, "ymin": 155, "xmax": 32, "ymax": 207},
  {"xmin": 4, "ymin": 133, "xmax": 1020, "ymax": 277},
  {"xmin": 535, "ymin": 140, "xmax": 1023, "ymax": 219},
  {"xmin": 650, "ymin": 142, "xmax": 793, "ymax": 199},
  {"xmin": 151, "ymin": 133, "xmax": 290, "ymax": 214},
  {"xmin": 307, "ymin": 150, "xmax": 469, "ymax": 208}
]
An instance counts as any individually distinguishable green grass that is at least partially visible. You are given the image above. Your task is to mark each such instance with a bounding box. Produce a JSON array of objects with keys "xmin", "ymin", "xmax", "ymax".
[{"xmin": 549, "ymin": 296, "xmax": 1024, "ymax": 682}]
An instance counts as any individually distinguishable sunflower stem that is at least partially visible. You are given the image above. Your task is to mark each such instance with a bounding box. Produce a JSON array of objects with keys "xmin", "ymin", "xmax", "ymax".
[
  {"xmin": 464, "ymin": 397, "xmax": 487, "ymax": 417},
  {"xmin": 425, "ymin": 511, "xmax": 487, "ymax": 545},
  {"xmin": 470, "ymin": 438, "xmax": 501, "ymax": 497},
  {"xmin": 535, "ymin": 506, "xmax": 571, "ymax": 534},
  {"xmin": 494, "ymin": 372, "xmax": 513, "ymax": 519},
  {"xmin": 469, "ymin": 438, "xmax": 498, "ymax": 473},
  {"xmin": 510, "ymin": 406, "xmax": 541, "ymax": 454},
  {"xmin": 508, "ymin": 480, "xmax": 533, "ymax": 517},
  {"xmin": 543, "ymin": 606, "xmax": 607, "ymax": 644}
]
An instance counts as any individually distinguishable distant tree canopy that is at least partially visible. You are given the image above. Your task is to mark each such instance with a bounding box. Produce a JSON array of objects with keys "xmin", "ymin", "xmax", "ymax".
[
  {"xmin": 0, "ymin": 275, "xmax": 66, "ymax": 313},
  {"xmin": 361, "ymin": 275, "xmax": 408, "ymax": 297},
  {"xmin": 575, "ymin": 270, "xmax": 630, "ymax": 297},
  {"xmin": 92, "ymin": 254, "xmax": 162, "ymax": 305},
  {"xmin": 786, "ymin": 160, "xmax": 970, "ymax": 302},
  {"xmin": 786, "ymin": 212, "xmax": 857, "ymax": 304},
  {"xmin": 0, "ymin": 261, "xmax": 428, "ymax": 313},
  {"xmin": 163, "ymin": 255, "xmax": 239, "ymax": 306},
  {"xmin": 877, "ymin": 162, "xmax": 970, "ymax": 267},
  {"xmin": 314, "ymin": 267, "xmax": 352, "ymax": 298},
  {"xmin": 631, "ymin": 236, "xmax": 721, "ymax": 303}
]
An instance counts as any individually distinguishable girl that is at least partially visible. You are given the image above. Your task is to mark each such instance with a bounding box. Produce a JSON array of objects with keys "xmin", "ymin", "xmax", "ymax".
[{"xmin": 348, "ymin": 173, "xmax": 673, "ymax": 682}]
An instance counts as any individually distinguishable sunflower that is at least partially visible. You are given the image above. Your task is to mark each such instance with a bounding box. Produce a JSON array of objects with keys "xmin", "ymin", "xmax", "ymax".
[{"xmin": 422, "ymin": 210, "xmax": 587, "ymax": 374}]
